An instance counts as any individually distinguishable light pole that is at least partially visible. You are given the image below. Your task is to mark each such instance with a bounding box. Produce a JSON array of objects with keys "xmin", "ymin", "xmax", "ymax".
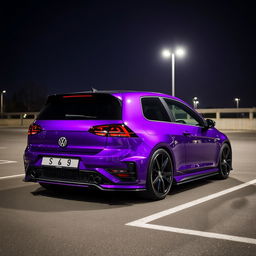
[
  {"xmin": 234, "ymin": 98, "xmax": 240, "ymax": 108},
  {"xmin": 1, "ymin": 90, "xmax": 6, "ymax": 117},
  {"xmin": 162, "ymin": 47, "xmax": 186, "ymax": 97},
  {"xmin": 193, "ymin": 97, "xmax": 199, "ymax": 109}
]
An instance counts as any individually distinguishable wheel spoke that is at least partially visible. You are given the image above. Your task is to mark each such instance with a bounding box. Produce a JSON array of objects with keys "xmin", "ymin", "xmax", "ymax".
[
  {"xmin": 153, "ymin": 175, "xmax": 160, "ymax": 185},
  {"xmin": 161, "ymin": 153, "xmax": 164, "ymax": 166},
  {"xmin": 155, "ymin": 157, "xmax": 161, "ymax": 170},
  {"xmin": 225, "ymin": 162, "xmax": 231, "ymax": 169},
  {"xmin": 224, "ymin": 148, "xmax": 230, "ymax": 159},
  {"xmin": 221, "ymin": 162, "xmax": 227, "ymax": 169},
  {"xmin": 222, "ymin": 149, "xmax": 226, "ymax": 159},
  {"xmin": 161, "ymin": 157, "xmax": 169, "ymax": 172},
  {"xmin": 157, "ymin": 178, "xmax": 161, "ymax": 192},
  {"xmin": 160, "ymin": 177, "xmax": 165, "ymax": 192}
]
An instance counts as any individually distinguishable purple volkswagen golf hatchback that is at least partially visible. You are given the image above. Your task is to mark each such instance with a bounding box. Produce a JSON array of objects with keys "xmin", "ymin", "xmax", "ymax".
[{"xmin": 24, "ymin": 91, "xmax": 232, "ymax": 200}]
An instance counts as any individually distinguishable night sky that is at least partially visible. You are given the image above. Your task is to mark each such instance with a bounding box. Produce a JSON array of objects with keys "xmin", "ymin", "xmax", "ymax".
[{"xmin": 1, "ymin": 0, "xmax": 256, "ymax": 108}]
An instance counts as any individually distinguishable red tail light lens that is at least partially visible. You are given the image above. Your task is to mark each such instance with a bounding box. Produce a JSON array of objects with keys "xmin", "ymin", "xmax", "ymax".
[
  {"xmin": 62, "ymin": 94, "xmax": 93, "ymax": 98},
  {"xmin": 89, "ymin": 124, "xmax": 137, "ymax": 137},
  {"xmin": 28, "ymin": 124, "xmax": 42, "ymax": 135}
]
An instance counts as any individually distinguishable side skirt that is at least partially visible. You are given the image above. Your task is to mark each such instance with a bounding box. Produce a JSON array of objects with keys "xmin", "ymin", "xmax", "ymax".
[{"xmin": 175, "ymin": 169, "xmax": 219, "ymax": 185}]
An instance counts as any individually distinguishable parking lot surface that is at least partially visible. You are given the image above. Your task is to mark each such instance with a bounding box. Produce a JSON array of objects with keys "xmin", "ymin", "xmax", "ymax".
[{"xmin": 0, "ymin": 128, "xmax": 255, "ymax": 256}]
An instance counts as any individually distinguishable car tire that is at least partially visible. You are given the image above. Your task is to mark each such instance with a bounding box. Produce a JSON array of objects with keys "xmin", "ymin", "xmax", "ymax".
[
  {"xmin": 144, "ymin": 148, "xmax": 173, "ymax": 200},
  {"xmin": 218, "ymin": 143, "xmax": 232, "ymax": 179}
]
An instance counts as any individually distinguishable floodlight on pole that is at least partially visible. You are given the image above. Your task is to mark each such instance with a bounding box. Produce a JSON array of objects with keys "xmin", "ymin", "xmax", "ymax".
[
  {"xmin": 1, "ymin": 90, "xmax": 7, "ymax": 116},
  {"xmin": 234, "ymin": 98, "xmax": 240, "ymax": 108},
  {"xmin": 175, "ymin": 47, "xmax": 186, "ymax": 58},
  {"xmin": 193, "ymin": 96, "xmax": 199, "ymax": 109},
  {"xmin": 161, "ymin": 46, "xmax": 186, "ymax": 96},
  {"xmin": 162, "ymin": 49, "xmax": 171, "ymax": 58}
]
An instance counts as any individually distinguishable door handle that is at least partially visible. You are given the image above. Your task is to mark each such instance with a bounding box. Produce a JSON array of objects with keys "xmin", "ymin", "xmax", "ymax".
[{"xmin": 183, "ymin": 131, "xmax": 191, "ymax": 136}]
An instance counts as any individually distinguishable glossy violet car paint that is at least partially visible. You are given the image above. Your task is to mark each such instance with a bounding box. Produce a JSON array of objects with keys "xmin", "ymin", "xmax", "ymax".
[{"xmin": 24, "ymin": 91, "xmax": 232, "ymax": 200}]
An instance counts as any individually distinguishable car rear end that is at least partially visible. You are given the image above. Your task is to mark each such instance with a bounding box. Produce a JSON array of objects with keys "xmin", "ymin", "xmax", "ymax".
[{"xmin": 23, "ymin": 92, "xmax": 148, "ymax": 191}]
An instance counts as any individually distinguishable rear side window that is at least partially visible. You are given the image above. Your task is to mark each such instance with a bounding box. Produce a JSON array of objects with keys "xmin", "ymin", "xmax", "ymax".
[
  {"xmin": 37, "ymin": 94, "xmax": 122, "ymax": 120},
  {"xmin": 141, "ymin": 97, "xmax": 170, "ymax": 122}
]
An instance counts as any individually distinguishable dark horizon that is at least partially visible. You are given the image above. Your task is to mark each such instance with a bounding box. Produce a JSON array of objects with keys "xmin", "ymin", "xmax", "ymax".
[{"xmin": 1, "ymin": 0, "xmax": 256, "ymax": 109}]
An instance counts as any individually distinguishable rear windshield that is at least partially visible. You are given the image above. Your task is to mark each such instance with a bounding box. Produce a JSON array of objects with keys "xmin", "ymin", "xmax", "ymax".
[{"xmin": 37, "ymin": 94, "xmax": 122, "ymax": 120}]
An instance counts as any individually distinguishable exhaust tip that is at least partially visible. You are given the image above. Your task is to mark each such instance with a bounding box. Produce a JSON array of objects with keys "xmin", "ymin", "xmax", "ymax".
[
  {"xmin": 30, "ymin": 169, "xmax": 38, "ymax": 178},
  {"xmin": 88, "ymin": 175, "xmax": 95, "ymax": 183},
  {"xmin": 94, "ymin": 176, "xmax": 102, "ymax": 184}
]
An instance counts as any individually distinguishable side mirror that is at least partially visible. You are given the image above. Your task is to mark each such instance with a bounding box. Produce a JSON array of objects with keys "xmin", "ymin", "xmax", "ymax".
[{"xmin": 205, "ymin": 119, "xmax": 215, "ymax": 129}]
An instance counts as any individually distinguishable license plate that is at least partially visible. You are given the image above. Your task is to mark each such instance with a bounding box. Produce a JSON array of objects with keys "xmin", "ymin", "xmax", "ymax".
[{"xmin": 42, "ymin": 157, "xmax": 79, "ymax": 168}]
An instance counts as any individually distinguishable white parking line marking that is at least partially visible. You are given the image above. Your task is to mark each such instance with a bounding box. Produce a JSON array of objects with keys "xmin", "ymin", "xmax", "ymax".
[
  {"xmin": 0, "ymin": 160, "xmax": 17, "ymax": 165},
  {"xmin": 126, "ymin": 178, "xmax": 256, "ymax": 245},
  {"xmin": 131, "ymin": 223, "xmax": 256, "ymax": 245},
  {"xmin": 0, "ymin": 147, "xmax": 7, "ymax": 149},
  {"xmin": 0, "ymin": 174, "xmax": 24, "ymax": 180}
]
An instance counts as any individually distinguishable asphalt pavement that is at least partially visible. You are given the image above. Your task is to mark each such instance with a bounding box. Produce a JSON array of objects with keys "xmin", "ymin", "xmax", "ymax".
[{"xmin": 0, "ymin": 128, "xmax": 255, "ymax": 256}]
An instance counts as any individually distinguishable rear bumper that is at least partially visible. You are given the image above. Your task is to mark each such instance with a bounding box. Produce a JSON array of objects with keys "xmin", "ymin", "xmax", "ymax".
[
  {"xmin": 24, "ymin": 130, "xmax": 152, "ymax": 190},
  {"xmin": 23, "ymin": 147, "xmax": 149, "ymax": 190}
]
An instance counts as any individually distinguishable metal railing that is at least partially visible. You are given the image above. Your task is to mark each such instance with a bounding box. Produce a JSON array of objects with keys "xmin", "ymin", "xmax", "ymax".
[
  {"xmin": 197, "ymin": 108, "xmax": 255, "ymax": 120},
  {"xmin": 197, "ymin": 108, "xmax": 256, "ymax": 130}
]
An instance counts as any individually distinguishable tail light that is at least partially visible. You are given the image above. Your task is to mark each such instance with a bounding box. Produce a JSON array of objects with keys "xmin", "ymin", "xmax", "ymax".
[
  {"xmin": 28, "ymin": 124, "xmax": 42, "ymax": 135},
  {"xmin": 62, "ymin": 94, "xmax": 93, "ymax": 98},
  {"xmin": 89, "ymin": 124, "xmax": 137, "ymax": 137}
]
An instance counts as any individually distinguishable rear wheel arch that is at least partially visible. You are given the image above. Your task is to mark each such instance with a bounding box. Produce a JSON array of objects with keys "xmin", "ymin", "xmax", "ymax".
[
  {"xmin": 147, "ymin": 143, "xmax": 176, "ymax": 173},
  {"xmin": 159, "ymin": 146, "xmax": 175, "ymax": 173},
  {"xmin": 222, "ymin": 139, "xmax": 231, "ymax": 148}
]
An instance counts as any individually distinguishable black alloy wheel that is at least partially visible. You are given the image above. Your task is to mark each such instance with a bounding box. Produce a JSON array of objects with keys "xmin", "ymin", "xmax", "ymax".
[
  {"xmin": 145, "ymin": 148, "xmax": 173, "ymax": 200},
  {"xmin": 218, "ymin": 144, "xmax": 232, "ymax": 179}
]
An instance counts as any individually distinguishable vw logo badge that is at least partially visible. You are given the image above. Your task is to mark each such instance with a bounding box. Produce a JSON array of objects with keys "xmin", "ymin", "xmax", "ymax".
[{"xmin": 58, "ymin": 137, "xmax": 68, "ymax": 147}]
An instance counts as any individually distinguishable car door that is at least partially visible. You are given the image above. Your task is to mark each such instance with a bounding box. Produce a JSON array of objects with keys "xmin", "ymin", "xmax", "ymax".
[
  {"xmin": 141, "ymin": 97, "xmax": 188, "ymax": 173},
  {"xmin": 162, "ymin": 98, "xmax": 218, "ymax": 173}
]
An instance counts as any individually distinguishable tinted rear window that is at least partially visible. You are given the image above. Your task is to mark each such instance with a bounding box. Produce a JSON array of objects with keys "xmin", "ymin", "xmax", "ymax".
[
  {"xmin": 37, "ymin": 94, "xmax": 122, "ymax": 120},
  {"xmin": 141, "ymin": 97, "xmax": 170, "ymax": 122}
]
